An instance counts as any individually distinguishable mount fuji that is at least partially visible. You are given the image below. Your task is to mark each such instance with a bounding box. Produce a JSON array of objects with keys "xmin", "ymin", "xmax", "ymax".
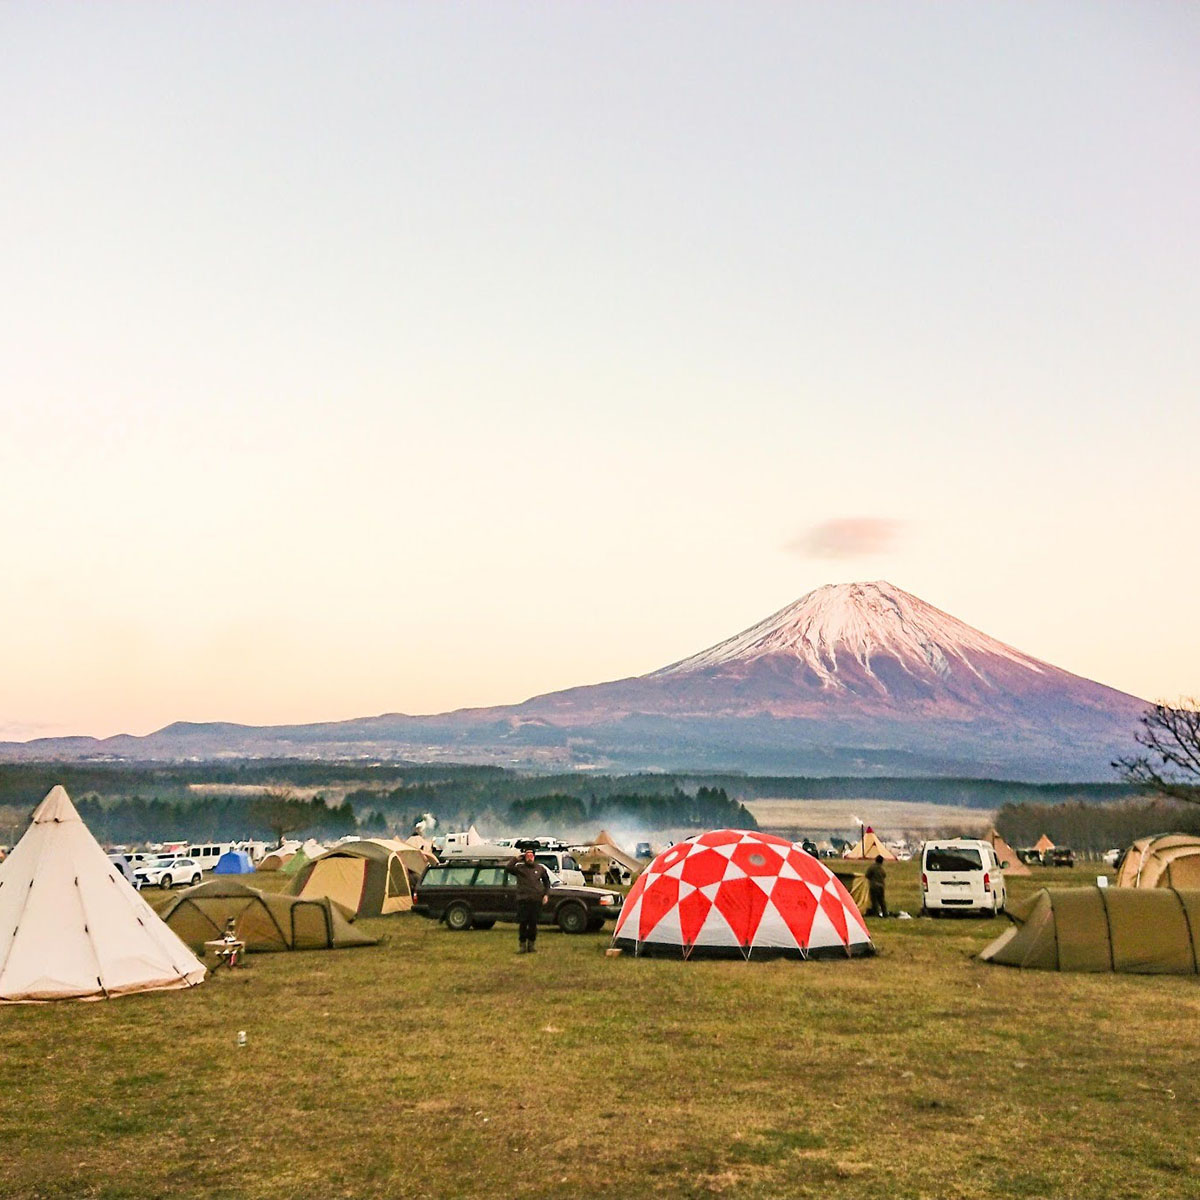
[{"xmin": 1, "ymin": 582, "xmax": 1148, "ymax": 779}]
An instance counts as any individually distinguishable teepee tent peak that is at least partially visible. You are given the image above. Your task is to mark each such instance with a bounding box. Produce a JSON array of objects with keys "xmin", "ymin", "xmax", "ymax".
[
  {"xmin": 31, "ymin": 784, "xmax": 80, "ymax": 824},
  {"xmin": 843, "ymin": 828, "xmax": 897, "ymax": 861},
  {"xmin": 1033, "ymin": 834, "xmax": 1055, "ymax": 853},
  {"xmin": 0, "ymin": 787, "xmax": 206, "ymax": 1003}
]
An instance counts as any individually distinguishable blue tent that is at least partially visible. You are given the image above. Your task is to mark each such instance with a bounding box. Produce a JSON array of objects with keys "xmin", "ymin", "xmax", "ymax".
[{"xmin": 214, "ymin": 849, "xmax": 254, "ymax": 875}]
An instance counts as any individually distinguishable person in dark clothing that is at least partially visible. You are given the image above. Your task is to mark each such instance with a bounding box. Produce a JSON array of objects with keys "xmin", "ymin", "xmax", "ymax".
[
  {"xmin": 504, "ymin": 849, "xmax": 551, "ymax": 953},
  {"xmin": 865, "ymin": 855, "xmax": 888, "ymax": 917}
]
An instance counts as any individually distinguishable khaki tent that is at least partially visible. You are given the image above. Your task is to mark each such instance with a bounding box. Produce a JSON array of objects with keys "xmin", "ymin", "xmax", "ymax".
[
  {"xmin": 290, "ymin": 839, "xmax": 434, "ymax": 917},
  {"xmin": 1033, "ymin": 834, "xmax": 1055, "ymax": 853},
  {"xmin": 160, "ymin": 879, "xmax": 377, "ymax": 951},
  {"xmin": 259, "ymin": 841, "xmax": 301, "ymax": 871},
  {"xmin": 571, "ymin": 831, "xmax": 644, "ymax": 881},
  {"xmin": 980, "ymin": 887, "xmax": 1200, "ymax": 974},
  {"xmin": 843, "ymin": 829, "xmax": 897, "ymax": 861},
  {"xmin": 0, "ymin": 787, "xmax": 206, "ymax": 1002},
  {"xmin": 987, "ymin": 829, "xmax": 1030, "ymax": 876},
  {"xmin": 832, "ymin": 872, "xmax": 871, "ymax": 915},
  {"xmin": 1113, "ymin": 834, "xmax": 1200, "ymax": 889}
]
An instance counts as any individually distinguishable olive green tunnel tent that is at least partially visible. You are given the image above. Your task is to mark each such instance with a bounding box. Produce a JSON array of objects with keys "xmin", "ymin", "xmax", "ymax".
[
  {"xmin": 1113, "ymin": 834, "xmax": 1200, "ymax": 889},
  {"xmin": 160, "ymin": 879, "xmax": 377, "ymax": 952},
  {"xmin": 980, "ymin": 887, "xmax": 1200, "ymax": 974}
]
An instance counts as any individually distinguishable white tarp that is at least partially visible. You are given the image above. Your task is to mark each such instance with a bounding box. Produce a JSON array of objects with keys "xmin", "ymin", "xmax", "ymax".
[{"xmin": 0, "ymin": 787, "xmax": 206, "ymax": 1003}]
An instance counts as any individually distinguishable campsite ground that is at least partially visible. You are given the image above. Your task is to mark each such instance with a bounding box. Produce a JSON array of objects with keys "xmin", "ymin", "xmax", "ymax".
[{"xmin": 3, "ymin": 864, "xmax": 1198, "ymax": 1200}]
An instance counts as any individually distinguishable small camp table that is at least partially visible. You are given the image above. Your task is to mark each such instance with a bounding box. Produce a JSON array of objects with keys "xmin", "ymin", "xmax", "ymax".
[{"xmin": 204, "ymin": 939, "xmax": 246, "ymax": 970}]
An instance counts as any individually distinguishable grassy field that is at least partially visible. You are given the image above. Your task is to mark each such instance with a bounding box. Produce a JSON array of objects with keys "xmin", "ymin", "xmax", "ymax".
[{"xmin": 3, "ymin": 863, "xmax": 1198, "ymax": 1200}]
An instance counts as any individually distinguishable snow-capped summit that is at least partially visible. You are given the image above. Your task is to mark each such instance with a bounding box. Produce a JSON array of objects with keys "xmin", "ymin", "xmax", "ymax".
[{"xmin": 654, "ymin": 581, "xmax": 1044, "ymax": 691}]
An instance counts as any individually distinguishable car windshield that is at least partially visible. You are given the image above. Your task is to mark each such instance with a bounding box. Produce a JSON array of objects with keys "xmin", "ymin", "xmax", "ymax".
[{"xmin": 926, "ymin": 848, "xmax": 983, "ymax": 872}]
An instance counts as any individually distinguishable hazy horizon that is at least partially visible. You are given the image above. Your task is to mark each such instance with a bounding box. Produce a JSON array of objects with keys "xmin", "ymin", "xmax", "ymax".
[{"xmin": 4, "ymin": 3, "xmax": 1198, "ymax": 740}]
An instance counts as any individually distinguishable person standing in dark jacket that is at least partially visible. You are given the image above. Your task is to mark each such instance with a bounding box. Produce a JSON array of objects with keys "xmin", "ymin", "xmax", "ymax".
[
  {"xmin": 504, "ymin": 849, "xmax": 551, "ymax": 953},
  {"xmin": 865, "ymin": 855, "xmax": 888, "ymax": 917}
]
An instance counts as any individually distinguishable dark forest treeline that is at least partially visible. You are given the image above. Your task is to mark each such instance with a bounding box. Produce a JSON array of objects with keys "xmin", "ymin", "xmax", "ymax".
[
  {"xmin": 0, "ymin": 760, "xmax": 1139, "ymax": 811},
  {"xmin": 0, "ymin": 759, "xmax": 1148, "ymax": 845},
  {"xmin": 505, "ymin": 787, "xmax": 754, "ymax": 830},
  {"xmin": 68, "ymin": 794, "xmax": 358, "ymax": 844},
  {"xmin": 996, "ymin": 799, "xmax": 1200, "ymax": 855}
]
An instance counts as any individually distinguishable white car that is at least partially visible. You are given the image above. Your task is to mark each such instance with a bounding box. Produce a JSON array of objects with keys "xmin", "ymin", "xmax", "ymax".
[
  {"xmin": 133, "ymin": 857, "xmax": 203, "ymax": 890},
  {"xmin": 920, "ymin": 839, "xmax": 1007, "ymax": 917}
]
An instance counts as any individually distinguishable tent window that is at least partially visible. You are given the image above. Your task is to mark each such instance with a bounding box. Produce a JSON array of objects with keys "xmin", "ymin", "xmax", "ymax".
[{"xmin": 386, "ymin": 859, "xmax": 407, "ymax": 897}]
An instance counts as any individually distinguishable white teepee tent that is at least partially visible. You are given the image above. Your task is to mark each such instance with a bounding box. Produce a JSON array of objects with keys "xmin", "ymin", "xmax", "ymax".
[{"xmin": 0, "ymin": 786, "xmax": 206, "ymax": 1003}]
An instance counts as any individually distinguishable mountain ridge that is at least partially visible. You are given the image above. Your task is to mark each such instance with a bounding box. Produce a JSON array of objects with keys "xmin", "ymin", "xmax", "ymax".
[{"xmin": 0, "ymin": 582, "xmax": 1148, "ymax": 780}]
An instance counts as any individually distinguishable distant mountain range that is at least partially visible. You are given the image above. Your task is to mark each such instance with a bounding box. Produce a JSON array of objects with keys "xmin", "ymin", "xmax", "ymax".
[{"xmin": 1, "ymin": 582, "xmax": 1149, "ymax": 780}]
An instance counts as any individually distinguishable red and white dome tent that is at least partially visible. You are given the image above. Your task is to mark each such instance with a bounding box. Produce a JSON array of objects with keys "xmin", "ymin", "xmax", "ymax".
[{"xmin": 611, "ymin": 829, "xmax": 874, "ymax": 960}]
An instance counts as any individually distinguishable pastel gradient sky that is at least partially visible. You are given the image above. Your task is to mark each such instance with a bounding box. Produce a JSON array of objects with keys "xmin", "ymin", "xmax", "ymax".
[{"xmin": 3, "ymin": 3, "xmax": 1198, "ymax": 740}]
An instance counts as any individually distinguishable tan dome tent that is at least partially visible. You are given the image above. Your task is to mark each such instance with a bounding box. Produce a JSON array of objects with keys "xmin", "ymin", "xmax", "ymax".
[
  {"xmin": 842, "ymin": 828, "xmax": 897, "ymax": 861},
  {"xmin": 290, "ymin": 838, "xmax": 434, "ymax": 918},
  {"xmin": 160, "ymin": 879, "xmax": 377, "ymax": 951},
  {"xmin": 980, "ymin": 887, "xmax": 1200, "ymax": 974},
  {"xmin": 0, "ymin": 787, "xmax": 206, "ymax": 1003},
  {"xmin": 987, "ymin": 829, "xmax": 1030, "ymax": 876},
  {"xmin": 1113, "ymin": 834, "xmax": 1200, "ymax": 889},
  {"xmin": 258, "ymin": 841, "xmax": 301, "ymax": 871}
]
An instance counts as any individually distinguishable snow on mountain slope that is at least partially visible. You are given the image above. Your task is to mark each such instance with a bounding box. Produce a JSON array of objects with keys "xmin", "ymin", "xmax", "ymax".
[{"xmin": 653, "ymin": 581, "xmax": 1044, "ymax": 689}]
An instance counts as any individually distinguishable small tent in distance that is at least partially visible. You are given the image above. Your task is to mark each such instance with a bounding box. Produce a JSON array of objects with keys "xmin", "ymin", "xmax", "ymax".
[
  {"xmin": 1114, "ymin": 834, "xmax": 1200, "ymax": 889},
  {"xmin": 842, "ymin": 828, "xmax": 897, "ymax": 861},
  {"xmin": 571, "ymin": 831, "xmax": 644, "ymax": 882},
  {"xmin": 161, "ymin": 880, "xmax": 377, "ymax": 952},
  {"xmin": 214, "ymin": 849, "xmax": 254, "ymax": 875},
  {"xmin": 980, "ymin": 887, "xmax": 1200, "ymax": 974},
  {"xmin": 1033, "ymin": 834, "xmax": 1055, "ymax": 854},
  {"xmin": 0, "ymin": 787, "xmax": 206, "ymax": 1003},
  {"xmin": 987, "ymin": 829, "xmax": 1030, "ymax": 876}
]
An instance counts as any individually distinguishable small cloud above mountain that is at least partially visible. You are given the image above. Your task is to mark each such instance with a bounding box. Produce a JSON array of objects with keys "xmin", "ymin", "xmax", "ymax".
[{"xmin": 786, "ymin": 517, "xmax": 903, "ymax": 559}]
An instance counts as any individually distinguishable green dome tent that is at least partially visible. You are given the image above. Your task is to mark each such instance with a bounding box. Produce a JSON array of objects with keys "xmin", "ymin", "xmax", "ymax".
[{"xmin": 980, "ymin": 887, "xmax": 1200, "ymax": 974}]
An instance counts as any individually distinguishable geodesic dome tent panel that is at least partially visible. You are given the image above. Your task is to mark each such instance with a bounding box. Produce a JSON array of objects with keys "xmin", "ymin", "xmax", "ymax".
[{"xmin": 611, "ymin": 829, "xmax": 874, "ymax": 960}]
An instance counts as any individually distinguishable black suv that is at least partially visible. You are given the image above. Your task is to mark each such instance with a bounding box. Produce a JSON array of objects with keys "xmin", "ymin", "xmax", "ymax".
[{"xmin": 413, "ymin": 858, "xmax": 623, "ymax": 934}]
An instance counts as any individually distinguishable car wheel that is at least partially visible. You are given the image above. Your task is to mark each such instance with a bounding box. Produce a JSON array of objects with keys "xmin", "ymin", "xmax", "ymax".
[
  {"xmin": 191, "ymin": 874, "xmax": 201, "ymax": 885},
  {"xmin": 445, "ymin": 902, "xmax": 473, "ymax": 931},
  {"xmin": 473, "ymin": 919, "xmax": 496, "ymax": 930},
  {"xmin": 159, "ymin": 875, "xmax": 172, "ymax": 889},
  {"xmin": 586, "ymin": 917, "xmax": 606, "ymax": 933},
  {"xmin": 557, "ymin": 903, "xmax": 589, "ymax": 934}
]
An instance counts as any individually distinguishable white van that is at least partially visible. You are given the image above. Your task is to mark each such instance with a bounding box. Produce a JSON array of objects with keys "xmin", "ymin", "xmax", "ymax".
[{"xmin": 920, "ymin": 838, "xmax": 1007, "ymax": 917}]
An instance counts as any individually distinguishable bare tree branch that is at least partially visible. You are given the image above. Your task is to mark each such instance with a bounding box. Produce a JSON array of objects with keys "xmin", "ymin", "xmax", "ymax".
[{"xmin": 1113, "ymin": 697, "xmax": 1200, "ymax": 806}]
